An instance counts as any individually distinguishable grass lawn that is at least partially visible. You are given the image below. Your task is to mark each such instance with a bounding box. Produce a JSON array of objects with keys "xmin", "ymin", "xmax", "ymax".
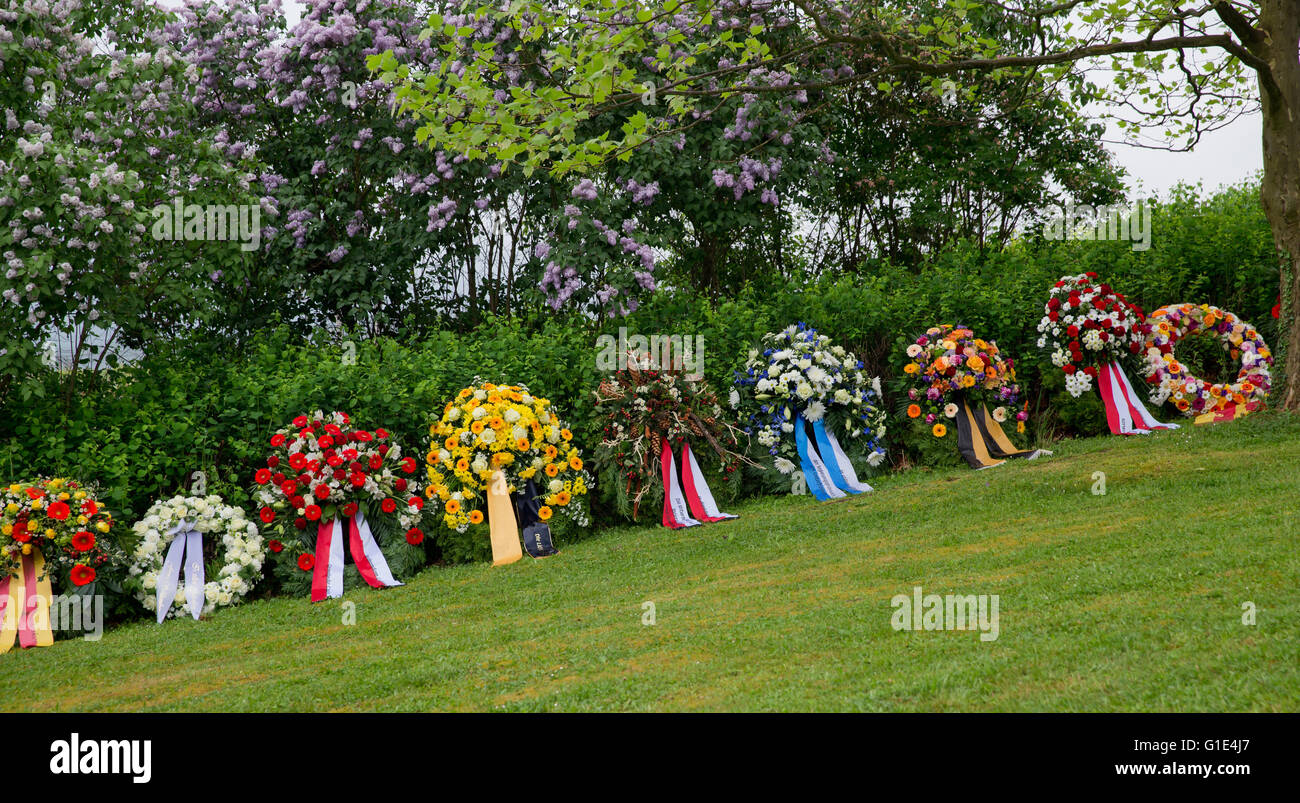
[{"xmin": 2, "ymin": 413, "xmax": 1298, "ymax": 712}]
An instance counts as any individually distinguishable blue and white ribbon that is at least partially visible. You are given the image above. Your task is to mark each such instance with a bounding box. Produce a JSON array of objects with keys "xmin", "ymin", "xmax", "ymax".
[
  {"xmin": 811, "ymin": 419, "xmax": 873, "ymax": 493},
  {"xmin": 794, "ymin": 414, "xmax": 845, "ymax": 501}
]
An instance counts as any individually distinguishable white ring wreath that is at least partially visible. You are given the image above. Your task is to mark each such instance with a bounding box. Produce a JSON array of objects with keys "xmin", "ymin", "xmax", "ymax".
[{"xmin": 127, "ymin": 495, "xmax": 266, "ymax": 619}]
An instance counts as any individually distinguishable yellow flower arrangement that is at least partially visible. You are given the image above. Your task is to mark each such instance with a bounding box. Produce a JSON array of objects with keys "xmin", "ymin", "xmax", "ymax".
[{"xmin": 427, "ymin": 381, "xmax": 592, "ymax": 536}]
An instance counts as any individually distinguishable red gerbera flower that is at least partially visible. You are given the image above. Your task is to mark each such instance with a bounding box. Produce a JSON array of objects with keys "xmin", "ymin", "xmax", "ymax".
[
  {"xmin": 405, "ymin": 528, "xmax": 424, "ymax": 546},
  {"xmin": 305, "ymin": 505, "xmax": 322, "ymax": 521},
  {"xmin": 288, "ymin": 453, "xmax": 308, "ymax": 471},
  {"xmin": 71, "ymin": 531, "xmax": 95, "ymax": 552},
  {"xmin": 26, "ymin": 487, "xmax": 45, "ymax": 500},
  {"xmin": 270, "ymin": 433, "xmax": 286, "ymax": 447},
  {"xmin": 259, "ymin": 507, "xmax": 276, "ymax": 524},
  {"xmin": 400, "ymin": 457, "xmax": 417, "ymax": 474},
  {"xmin": 81, "ymin": 499, "xmax": 98, "ymax": 516},
  {"xmin": 297, "ymin": 554, "xmax": 314, "ymax": 571},
  {"xmin": 376, "ymin": 428, "xmax": 389, "ymax": 440},
  {"xmin": 293, "ymin": 415, "xmax": 308, "ymax": 429},
  {"xmin": 47, "ymin": 501, "xmax": 71, "ymax": 520},
  {"xmin": 268, "ymin": 539, "xmax": 283, "ymax": 553},
  {"xmin": 408, "ymin": 497, "xmax": 424, "ymax": 511},
  {"xmin": 341, "ymin": 502, "xmax": 358, "ymax": 518},
  {"xmin": 70, "ymin": 564, "xmax": 96, "ymax": 586},
  {"xmin": 314, "ymin": 484, "xmax": 331, "ymax": 499},
  {"xmin": 380, "ymin": 498, "xmax": 397, "ymax": 514},
  {"xmin": 255, "ymin": 468, "xmax": 272, "ymax": 485}
]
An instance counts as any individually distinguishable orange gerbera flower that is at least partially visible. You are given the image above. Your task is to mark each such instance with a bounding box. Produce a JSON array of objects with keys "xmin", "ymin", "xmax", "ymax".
[
  {"xmin": 545, "ymin": 463, "xmax": 560, "ymax": 477},
  {"xmin": 468, "ymin": 510, "xmax": 484, "ymax": 524},
  {"xmin": 537, "ymin": 506, "xmax": 552, "ymax": 521},
  {"xmin": 445, "ymin": 499, "xmax": 461, "ymax": 514},
  {"xmin": 907, "ymin": 404, "xmax": 921, "ymax": 419},
  {"xmin": 932, "ymin": 423, "xmax": 947, "ymax": 438},
  {"xmin": 516, "ymin": 438, "xmax": 531, "ymax": 450},
  {"xmin": 471, "ymin": 420, "xmax": 485, "ymax": 434},
  {"xmin": 555, "ymin": 491, "xmax": 571, "ymax": 506}
]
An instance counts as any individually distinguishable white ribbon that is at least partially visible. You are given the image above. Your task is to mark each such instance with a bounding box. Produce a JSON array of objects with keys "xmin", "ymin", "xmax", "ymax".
[
  {"xmin": 156, "ymin": 521, "xmax": 205, "ymax": 623},
  {"xmin": 325, "ymin": 515, "xmax": 345, "ymax": 599}
]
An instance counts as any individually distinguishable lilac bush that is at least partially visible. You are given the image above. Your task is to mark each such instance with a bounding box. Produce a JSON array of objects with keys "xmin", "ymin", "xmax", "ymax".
[{"xmin": 0, "ymin": 0, "xmax": 272, "ymax": 398}]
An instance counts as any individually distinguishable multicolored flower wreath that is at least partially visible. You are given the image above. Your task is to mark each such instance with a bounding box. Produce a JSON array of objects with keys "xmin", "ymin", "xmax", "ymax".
[
  {"xmin": 1037, "ymin": 272, "xmax": 1148, "ymax": 396},
  {"xmin": 426, "ymin": 381, "xmax": 592, "ymax": 562},
  {"xmin": 1139, "ymin": 303, "xmax": 1273, "ymax": 415},
  {"xmin": 0, "ymin": 478, "xmax": 122, "ymax": 592},
  {"xmin": 253, "ymin": 411, "xmax": 427, "ymax": 596},
  {"xmin": 900, "ymin": 324, "xmax": 1029, "ymax": 445}
]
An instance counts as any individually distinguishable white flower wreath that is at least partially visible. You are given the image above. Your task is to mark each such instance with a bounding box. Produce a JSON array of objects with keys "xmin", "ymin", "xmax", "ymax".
[{"xmin": 128, "ymin": 494, "xmax": 266, "ymax": 619}]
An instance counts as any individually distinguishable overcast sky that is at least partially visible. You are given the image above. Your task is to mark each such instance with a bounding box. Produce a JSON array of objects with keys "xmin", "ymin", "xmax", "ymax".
[{"xmin": 1105, "ymin": 112, "xmax": 1263, "ymax": 196}]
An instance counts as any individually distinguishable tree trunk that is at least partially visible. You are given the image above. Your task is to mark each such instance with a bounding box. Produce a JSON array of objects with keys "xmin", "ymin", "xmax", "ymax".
[{"xmin": 1258, "ymin": 0, "xmax": 1300, "ymax": 411}]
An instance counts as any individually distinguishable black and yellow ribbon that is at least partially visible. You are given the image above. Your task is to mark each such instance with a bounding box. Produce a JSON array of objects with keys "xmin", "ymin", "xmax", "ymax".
[{"xmin": 955, "ymin": 399, "xmax": 1036, "ymax": 469}]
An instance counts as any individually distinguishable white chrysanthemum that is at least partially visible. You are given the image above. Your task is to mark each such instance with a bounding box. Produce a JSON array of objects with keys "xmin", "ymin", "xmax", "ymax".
[
  {"xmin": 804, "ymin": 401, "xmax": 826, "ymax": 422},
  {"xmin": 773, "ymin": 457, "xmax": 796, "ymax": 474}
]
